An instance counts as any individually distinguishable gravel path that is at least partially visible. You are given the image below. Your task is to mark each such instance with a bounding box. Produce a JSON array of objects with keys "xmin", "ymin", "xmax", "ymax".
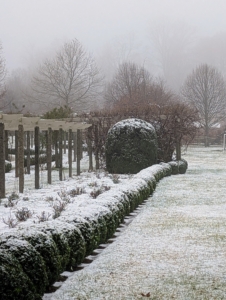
[{"xmin": 50, "ymin": 146, "xmax": 226, "ymax": 299}]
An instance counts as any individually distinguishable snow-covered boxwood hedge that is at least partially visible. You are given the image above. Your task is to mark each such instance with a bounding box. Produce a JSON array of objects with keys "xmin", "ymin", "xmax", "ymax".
[{"xmin": 0, "ymin": 159, "xmax": 187, "ymax": 299}]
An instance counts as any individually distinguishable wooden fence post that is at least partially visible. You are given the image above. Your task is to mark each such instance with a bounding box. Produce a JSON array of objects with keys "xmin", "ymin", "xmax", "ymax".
[
  {"xmin": 0, "ymin": 123, "xmax": 5, "ymax": 198},
  {"xmin": 15, "ymin": 131, "xmax": 19, "ymax": 178},
  {"xmin": 18, "ymin": 124, "xmax": 24, "ymax": 193},
  {"xmin": 5, "ymin": 130, "xmax": 8, "ymax": 161},
  {"xmin": 87, "ymin": 126, "xmax": 93, "ymax": 171},
  {"xmin": 59, "ymin": 128, "xmax": 63, "ymax": 181},
  {"xmin": 47, "ymin": 127, "xmax": 52, "ymax": 184},
  {"xmin": 73, "ymin": 132, "xmax": 77, "ymax": 162},
  {"xmin": 68, "ymin": 129, "xmax": 72, "ymax": 177},
  {"xmin": 26, "ymin": 131, "xmax": 31, "ymax": 174},
  {"xmin": 77, "ymin": 129, "xmax": 81, "ymax": 175},
  {"xmin": 35, "ymin": 126, "xmax": 40, "ymax": 189}
]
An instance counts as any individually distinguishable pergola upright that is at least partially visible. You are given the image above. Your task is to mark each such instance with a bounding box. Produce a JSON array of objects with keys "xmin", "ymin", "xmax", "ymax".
[{"xmin": 0, "ymin": 114, "xmax": 92, "ymax": 197}]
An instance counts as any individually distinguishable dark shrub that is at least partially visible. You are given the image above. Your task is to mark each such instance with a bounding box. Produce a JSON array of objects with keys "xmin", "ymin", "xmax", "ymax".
[
  {"xmin": 0, "ymin": 249, "xmax": 37, "ymax": 300},
  {"xmin": 178, "ymin": 159, "xmax": 188, "ymax": 174},
  {"xmin": 5, "ymin": 161, "xmax": 12, "ymax": 173},
  {"xmin": 0, "ymin": 237, "xmax": 47, "ymax": 297},
  {"xmin": 106, "ymin": 118, "xmax": 158, "ymax": 174},
  {"xmin": 168, "ymin": 161, "xmax": 179, "ymax": 175},
  {"xmin": 21, "ymin": 231, "xmax": 61, "ymax": 286}
]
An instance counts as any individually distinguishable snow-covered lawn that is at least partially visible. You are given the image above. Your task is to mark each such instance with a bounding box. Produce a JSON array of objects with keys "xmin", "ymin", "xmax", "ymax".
[
  {"xmin": 1, "ymin": 153, "xmax": 131, "ymax": 234},
  {"xmin": 48, "ymin": 146, "xmax": 226, "ymax": 299}
]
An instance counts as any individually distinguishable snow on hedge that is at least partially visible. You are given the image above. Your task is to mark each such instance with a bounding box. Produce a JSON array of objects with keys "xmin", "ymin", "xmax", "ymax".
[
  {"xmin": 106, "ymin": 118, "xmax": 158, "ymax": 174},
  {"xmin": 0, "ymin": 157, "xmax": 187, "ymax": 299}
]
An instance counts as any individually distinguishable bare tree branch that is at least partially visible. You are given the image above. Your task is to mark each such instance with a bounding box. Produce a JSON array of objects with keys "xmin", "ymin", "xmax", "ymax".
[
  {"xmin": 30, "ymin": 39, "xmax": 103, "ymax": 113},
  {"xmin": 181, "ymin": 64, "xmax": 226, "ymax": 146}
]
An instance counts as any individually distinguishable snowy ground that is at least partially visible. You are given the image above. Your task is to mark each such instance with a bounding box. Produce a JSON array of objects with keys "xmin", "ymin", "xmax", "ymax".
[
  {"xmin": 46, "ymin": 146, "xmax": 226, "ymax": 299},
  {"xmin": 1, "ymin": 153, "xmax": 131, "ymax": 234}
]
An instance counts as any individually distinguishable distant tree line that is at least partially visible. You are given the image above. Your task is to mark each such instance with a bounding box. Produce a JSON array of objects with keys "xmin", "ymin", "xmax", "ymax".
[{"xmin": 1, "ymin": 34, "xmax": 226, "ymax": 147}]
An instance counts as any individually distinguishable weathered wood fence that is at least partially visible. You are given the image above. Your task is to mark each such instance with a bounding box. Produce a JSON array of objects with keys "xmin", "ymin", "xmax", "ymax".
[{"xmin": 0, "ymin": 114, "xmax": 92, "ymax": 198}]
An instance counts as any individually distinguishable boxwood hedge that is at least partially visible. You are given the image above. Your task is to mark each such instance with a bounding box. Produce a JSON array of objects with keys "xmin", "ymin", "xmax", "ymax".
[{"xmin": 0, "ymin": 158, "xmax": 188, "ymax": 299}]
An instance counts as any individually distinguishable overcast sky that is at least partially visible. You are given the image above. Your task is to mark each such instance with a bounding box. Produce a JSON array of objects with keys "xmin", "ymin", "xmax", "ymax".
[{"xmin": 1, "ymin": 0, "xmax": 226, "ymax": 71}]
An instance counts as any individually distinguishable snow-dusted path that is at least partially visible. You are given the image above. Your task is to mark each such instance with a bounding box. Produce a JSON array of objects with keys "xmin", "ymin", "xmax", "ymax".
[{"xmin": 50, "ymin": 146, "xmax": 226, "ymax": 299}]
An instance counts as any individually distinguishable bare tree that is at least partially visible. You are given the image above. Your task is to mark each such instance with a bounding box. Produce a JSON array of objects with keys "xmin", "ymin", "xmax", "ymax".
[
  {"xmin": 104, "ymin": 62, "xmax": 173, "ymax": 109},
  {"xmin": 104, "ymin": 62, "xmax": 153, "ymax": 107},
  {"xmin": 4, "ymin": 68, "xmax": 28, "ymax": 113},
  {"xmin": 0, "ymin": 42, "xmax": 7, "ymax": 110},
  {"xmin": 30, "ymin": 39, "xmax": 103, "ymax": 113},
  {"xmin": 181, "ymin": 64, "xmax": 226, "ymax": 146}
]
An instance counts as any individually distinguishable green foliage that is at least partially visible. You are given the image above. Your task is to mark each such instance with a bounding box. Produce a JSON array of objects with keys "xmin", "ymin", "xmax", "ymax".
[
  {"xmin": 0, "ymin": 249, "xmax": 37, "ymax": 300},
  {"xmin": 24, "ymin": 154, "xmax": 56, "ymax": 167},
  {"xmin": 159, "ymin": 162, "xmax": 172, "ymax": 176},
  {"xmin": 179, "ymin": 159, "xmax": 188, "ymax": 174},
  {"xmin": 168, "ymin": 159, "xmax": 188, "ymax": 175},
  {"xmin": 106, "ymin": 119, "xmax": 158, "ymax": 174},
  {"xmin": 21, "ymin": 231, "xmax": 61, "ymax": 286},
  {"xmin": 71, "ymin": 218, "xmax": 98, "ymax": 257},
  {"xmin": 168, "ymin": 161, "xmax": 179, "ymax": 175},
  {"xmin": 8, "ymin": 149, "xmax": 45, "ymax": 155},
  {"xmin": 43, "ymin": 106, "xmax": 72, "ymax": 119},
  {"xmin": 0, "ymin": 161, "xmax": 186, "ymax": 299},
  {"xmin": 0, "ymin": 238, "xmax": 47, "ymax": 297},
  {"xmin": 5, "ymin": 161, "xmax": 12, "ymax": 173}
]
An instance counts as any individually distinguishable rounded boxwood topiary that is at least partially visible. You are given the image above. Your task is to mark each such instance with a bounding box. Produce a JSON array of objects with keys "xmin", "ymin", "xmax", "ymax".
[
  {"xmin": 0, "ymin": 237, "xmax": 48, "ymax": 298},
  {"xmin": 106, "ymin": 118, "xmax": 158, "ymax": 174},
  {"xmin": 0, "ymin": 249, "xmax": 37, "ymax": 300},
  {"xmin": 178, "ymin": 159, "xmax": 188, "ymax": 174},
  {"xmin": 5, "ymin": 161, "xmax": 12, "ymax": 173},
  {"xmin": 168, "ymin": 159, "xmax": 188, "ymax": 175},
  {"xmin": 159, "ymin": 162, "xmax": 172, "ymax": 176},
  {"xmin": 70, "ymin": 217, "xmax": 96, "ymax": 257},
  {"xmin": 168, "ymin": 161, "xmax": 179, "ymax": 175},
  {"xmin": 33, "ymin": 220, "xmax": 86, "ymax": 271},
  {"xmin": 21, "ymin": 230, "xmax": 61, "ymax": 286}
]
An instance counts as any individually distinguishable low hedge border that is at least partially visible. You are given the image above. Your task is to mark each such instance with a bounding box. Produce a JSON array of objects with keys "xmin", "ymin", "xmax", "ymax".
[{"xmin": 0, "ymin": 159, "xmax": 187, "ymax": 299}]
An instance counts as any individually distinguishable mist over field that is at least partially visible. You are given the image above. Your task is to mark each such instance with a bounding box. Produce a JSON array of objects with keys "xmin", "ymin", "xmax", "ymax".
[{"xmin": 1, "ymin": 0, "xmax": 226, "ymax": 112}]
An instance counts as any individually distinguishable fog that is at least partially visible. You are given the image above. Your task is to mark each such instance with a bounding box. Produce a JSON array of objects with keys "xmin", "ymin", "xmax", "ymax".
[{"xmin": 1, "ymin": 0, "xmax": 226, "ymax": 94}]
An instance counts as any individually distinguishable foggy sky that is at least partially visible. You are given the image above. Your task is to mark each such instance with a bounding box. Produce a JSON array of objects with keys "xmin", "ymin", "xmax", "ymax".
[{"xmin": 1, "ymin": 0, "xmax": 226, "ymax": 71}]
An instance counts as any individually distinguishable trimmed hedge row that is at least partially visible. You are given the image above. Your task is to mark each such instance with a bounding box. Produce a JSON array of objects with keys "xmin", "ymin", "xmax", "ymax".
[
  {"xmin": 24, "ymin": 154, "xmax": 56, "ymax": 167},
  {"xmin": 0, "ymin": 159, "xmax": 187, "ymax": 300},
  {"xmin": 5, "ymin": 161, "xmax": 12, "ymax": 173},
  {"xmin": 8, "ymin": 149, "xmax": 46, "ymax": 156}
]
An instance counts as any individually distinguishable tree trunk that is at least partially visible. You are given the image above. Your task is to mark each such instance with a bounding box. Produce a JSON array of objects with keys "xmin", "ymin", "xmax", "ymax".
[{"xmin": 205, "ymin": 125, "xmax": 210, "ymax": 147}]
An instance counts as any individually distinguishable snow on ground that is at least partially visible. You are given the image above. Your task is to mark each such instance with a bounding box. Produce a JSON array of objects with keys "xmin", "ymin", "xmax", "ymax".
[
  {"xmin": 47, "ymin": 146, "xmax": 226, "ymax": 299},
  {"xmin": 1, "ymin": 153, "xmax": 131, "ymax": 234}
]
